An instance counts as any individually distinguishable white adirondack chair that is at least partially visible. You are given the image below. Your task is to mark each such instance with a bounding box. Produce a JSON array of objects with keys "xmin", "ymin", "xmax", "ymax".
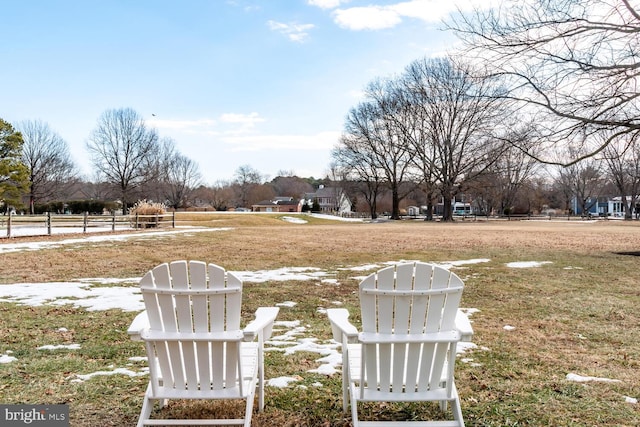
[
  {"xmin": 327, "ymin": 262, "xmax": 472, "ymax": 427},
  {"xmin": 127, "ymin": 260, "xmax": 279, "ymax": 427}
]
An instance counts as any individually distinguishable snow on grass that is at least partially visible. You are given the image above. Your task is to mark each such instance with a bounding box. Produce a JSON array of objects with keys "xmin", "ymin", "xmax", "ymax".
[
  {"xmin": 234, "ymin": 267, "xmax": 330, "ymax": 283},
  {"xmin": 281, "ymin": 216, "xmax": 308, "ymax": 224},
  {"xmin": 566, "ymin": 373, "xmax": 622, "ymax": 383},
  {"xmin": 38, "ymin": 344, "xmax": 81, "ymax": 351},
  {"xmin": 0, "ymin": 281, "xmax": 144, "ymax": 312},
  {"xmin": 267, "ymin": 376, "xmax": 302, "ymax": 388},
  {"xmin": 276, "ymin": 301, "xmax": 297, "ymax": 308},
  {"xmin": 72, "ymin": 367, "xmax": 148, "ymax": 383},
  {"xmin": 0, "ymin": 351, "xmax": 17, "ymax": 364},
  {"xmin": 309, "ymin": 213, "xmax": 363, "ymax": 222},
  {"xmin": 506, "ymin": 261, "xmax": 553, "ymax": 268},
  {"xmin": 0, "ymin": 227, "xmax": 231, "ymax": 254}
]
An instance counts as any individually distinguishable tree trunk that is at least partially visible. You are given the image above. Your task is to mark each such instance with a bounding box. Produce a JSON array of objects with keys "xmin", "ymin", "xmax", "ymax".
[
  {"xmin": 442, "ymin": 196, "xmax": 453, "ymax": 222},
  {"xmin": 391, "ymin": 187, "xmax": 400, "ymax": 220},
  {"xmin": 423, "ymin": 198, "xmax": 434, "ymax": 221}
]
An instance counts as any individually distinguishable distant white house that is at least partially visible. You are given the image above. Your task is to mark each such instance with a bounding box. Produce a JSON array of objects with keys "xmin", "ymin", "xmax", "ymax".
[{"xmin": 304, "ymin": 185, "xmax": 352, "ymax": 214}]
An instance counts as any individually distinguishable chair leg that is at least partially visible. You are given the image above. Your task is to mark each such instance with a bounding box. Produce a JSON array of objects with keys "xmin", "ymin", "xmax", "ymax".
[
  {"xmin": 258, "ymin": 354, "xmax": 265, "ymax": 411},
  {"xmin": 243, "ymin": 389, "xmax": 257, "ymax": 427},
  {"xmin": 137, "ymin": 384, "xmax": 155, "ymax": 427},
  {"xmin": 342, "ymin": 349, "xmax": 349, "ymax": 412},
  {"xmin": 450, "ymin": 385, "xmax": 465, "ymax": 427},
  {"xmin": 349, "ymin": 383, "xmax": 360, "ymax": 427}
]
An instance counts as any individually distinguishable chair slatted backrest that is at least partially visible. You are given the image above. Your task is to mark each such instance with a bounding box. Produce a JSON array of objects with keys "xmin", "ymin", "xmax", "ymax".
[
  {"xmin": 140, "ymin": 260, "xmax": 244, "ymax": 395},
  {"xmin": 359, "ymin": 262, "xmax": 464, "ymax": 396}
]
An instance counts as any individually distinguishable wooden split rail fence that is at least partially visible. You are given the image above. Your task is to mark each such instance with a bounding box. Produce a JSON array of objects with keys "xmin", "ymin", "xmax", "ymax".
[{"xmin": 0, "ymin": 212, "xmax": 176, "ymax": 238}]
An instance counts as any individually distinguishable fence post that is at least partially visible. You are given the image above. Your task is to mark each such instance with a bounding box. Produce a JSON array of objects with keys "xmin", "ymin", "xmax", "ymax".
[
  {"xmin": 135, "ymin": 213, "xmax": 139, "ymax": 229},
  {"xmin": 83, "ymin": 212, "xmax": 88, "ymax": 233},
  {"xmin": 112, "ymin": 211, "xmax": 116, "ymax": 231},
  {"xmin": 172, "ymin": 211, "xmax": 176, "ymax": 228},
  {"xmin": 155, "ymin": 213, "xmax": 159, "ymax": 228},
  {"xmin": 7, "ymin": 211, "xmax": 12, "ymax": 238},
  {"xmin": 47, "ymin": 212, "xmax": 52, "ymax": 235}
]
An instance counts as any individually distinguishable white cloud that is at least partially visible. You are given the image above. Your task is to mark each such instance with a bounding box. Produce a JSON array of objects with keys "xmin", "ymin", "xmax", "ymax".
[
  {"xmin": 220, "ymin": 112, "xmax": 265, "ymax": 127},
  {"xmin": 147, "ymin": 113, "xmax": 265, "ymax": 134},
  {"xmin": 307, "ymin": 0, "xmax": 346, "ymax": 9},
  {"xmin": 333, "ymin": 0, "xmax": 493, "ymax": 31},
  {"xmin": 222, "ymin": 130, "xmax": 341, "ymax": 151},
  {"xmin": 267, "ymin": 20, "xmax": 315, "ymax": 42},
  {"xmin": 334, "ymin": 6, "xmax": 402, "ymax": 30}
]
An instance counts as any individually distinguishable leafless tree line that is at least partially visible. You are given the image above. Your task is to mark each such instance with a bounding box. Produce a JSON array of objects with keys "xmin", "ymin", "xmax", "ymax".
[
  {"xmin": 18, "ymin": 109, "xmax": 202, "ymax": 213},
  {"xmin": 333, "ymin": 0, "xmax": 640, "ymax": 220}
]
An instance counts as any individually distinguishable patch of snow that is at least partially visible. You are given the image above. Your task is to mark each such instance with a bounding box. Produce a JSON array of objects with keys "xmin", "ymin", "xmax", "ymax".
[
  {"xmin": 566, "ymin": 373, "xmax": 622, "ymax": 383},
  {"xmin": 506, "ymin": 261, "xmax": 553, "ymax": 268},
  {"xmin": 0, "ymin": 227, "xmax": 230, "ymax": 254},
  {"xmin": 340, "ymin": 264, "xmax": 381, "ymax": 272},
  {"xmin": 0, "ymin": 354, "xmax": 17, "ymax": 364},
  {"xmin": 0, "ymin": 281, "xmax": 144, "ymax": 312},
  {"xmin": 267, "ymin": 376, "xmax": 301, "ymax": 388},
  {"xmin": 73, "ymin": 367, "xmax": 147, "ymax": 382},
  {"xmin": 457, "ymin": 341, "xmax": 478, "ymax": 354},
  {"xmin": 233, "ymin": 267, "xmax": 330, "ymax": 283},
  {"xmin": 309, "ymin": 213, "xmax": 363, "ymax": 222},
  {"xmin": 439, "ymin": 259, "xmax": 491, "ymax": 269},
  {"xmin": 37, "ymin": 344, "xmax": 81, "ymax": 351},
  {"xmin": 624, "ymin": 396, "xmax": 638, "ymax": 404},
  {"xmin": 276, "ymin": 301, "xmax": 297, "ymax": 308},
  {"xmin": 503, "ymin": 325, "xmax": 516, "ymax": 331},
  {"xmin": 281, "ymin": 216, "xmax": 307, "ymax": 224}
]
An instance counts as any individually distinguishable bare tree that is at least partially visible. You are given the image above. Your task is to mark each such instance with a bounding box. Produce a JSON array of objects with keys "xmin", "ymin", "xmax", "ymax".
[
  {"xmin": 86, "ymin": 108, "xmax": 159, "ymax": 211},
  {"xmin": 602, "ymin": 135, "xmax": 640, "ymax": 219},
  {"xmin": 557, "ymin": 150, "xmax": 605, "ymax": 216},
  {"xmin": 271, "ymin": 175, "xmax": 314, "ymax": 198},
  {"xmin": 340, "ymin": 78, "xmax": 415, "ymax": 220},
  {"xmin": 233, "ymin": 164, "xmax": 263, "ymax": 208},
  {"xmin": 450, "ymin": 0, "xmax": 640, "ymax": 165},
  {"xmin": 402, "ymin": 57, "xmax": 509, "ymax": 221},
  {"xmin": 332, "ymin": 142, "xmax": 386, "ymax": 219},
  {"xmin": 19, "ymin": 120, "xmax": 76, "ymax": 213},
  {"xmin": 164, "ymin": 153, "xmax": 202, "ymax": 209},
  {"xmin": 489, "ymin": 130, "xmax": 541, "ymax": 216}
]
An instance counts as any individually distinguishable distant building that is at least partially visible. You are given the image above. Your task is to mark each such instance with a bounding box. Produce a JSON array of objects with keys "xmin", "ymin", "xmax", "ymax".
[
  {"xmin": 304, "ymin": 185, "xmax": 352, "ymax": 214},
  {"xmin": 571, "ymin": 195, "xmax": 639, "ymax": 217},
  {"xmin": 251, "ymin": 197, "xmax": 302, "ymax": 213}
]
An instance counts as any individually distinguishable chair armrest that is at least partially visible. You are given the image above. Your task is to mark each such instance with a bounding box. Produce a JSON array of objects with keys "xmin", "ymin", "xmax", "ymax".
[
  {"xmin": 455, "ymin": 309, "xmax": 474, "ymax": 342},
  {"xmin": 243, "ymin": 307, "xmax": 280, "ymax": 341},
  {"xmin": 327, "ymin": 308, "xmax": 359, "ymax": 343},
  {"xmin": 128, "ymin": 311, "xmax": 150, "ymax": 342}
]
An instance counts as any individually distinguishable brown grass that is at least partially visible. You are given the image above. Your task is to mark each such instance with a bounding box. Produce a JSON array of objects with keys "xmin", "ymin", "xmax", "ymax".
[{"xmin": 1, "ymin": 215, "xmax": 639, "ymax": 426}]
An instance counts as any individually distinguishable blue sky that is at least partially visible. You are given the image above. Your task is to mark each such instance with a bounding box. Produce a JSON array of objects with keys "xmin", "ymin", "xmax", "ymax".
[{"xmin": 3, "ymin": 0, "xmax": 486, "ymax": 184}]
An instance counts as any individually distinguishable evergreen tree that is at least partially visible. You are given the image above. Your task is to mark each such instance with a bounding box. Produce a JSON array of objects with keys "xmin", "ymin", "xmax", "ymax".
[{"xmin": 0, "ymin": 118, "xmax": 29, "ymax": 212}]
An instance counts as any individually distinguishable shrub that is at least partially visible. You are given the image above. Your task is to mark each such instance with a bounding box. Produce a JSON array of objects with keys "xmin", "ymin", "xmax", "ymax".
[{"xmin": 129, "ymin": 200, "xmax": 167, "ymax": 228}]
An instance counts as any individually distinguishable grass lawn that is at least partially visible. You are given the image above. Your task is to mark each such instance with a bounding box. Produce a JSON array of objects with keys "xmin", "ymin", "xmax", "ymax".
[{"xmin": 0, "ymin": 214, "xmax": 639, "ymax": 426}]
